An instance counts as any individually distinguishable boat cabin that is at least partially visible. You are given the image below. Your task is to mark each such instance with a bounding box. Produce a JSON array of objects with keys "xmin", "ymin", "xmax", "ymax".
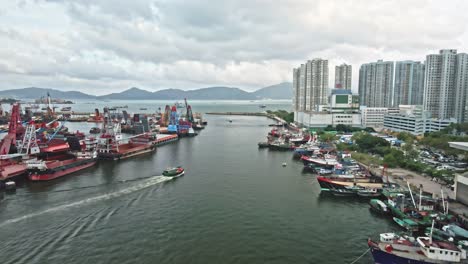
[{"xmin": 417, "ymin": 237, "xmax": 466, "ymax": 262}]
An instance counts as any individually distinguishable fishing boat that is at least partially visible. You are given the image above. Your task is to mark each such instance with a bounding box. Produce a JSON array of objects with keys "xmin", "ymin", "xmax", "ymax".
[
  {"xmin": 393, "ymin": 217, "xmax": 420, "ymax": 232},
  {"xmin": 163, "ymin": 166, "xmax": 184, "ymax": 177},
  {"xmin": 369, "ymin": 199, "xmax": 389, "ymax": 214},
  {"xmin": 301, "ymin": 155, "xmax": 339, "ymax": 168},
  {"xmin": 316, "ymin": 175, "xmax": 384, "ymax": 190},
  {"xmin": 268, "ymin": 141, "xmax": 293, "ymax": 151},
  {"xmin": 368, "ymin": 232, "xmax": 467, "ymax": 263},
  {"xmin": 443, "ymin": 224, "xmax": 468, "ymax": 240},
  {"xmin": 289, "ymin": 134, "xmax": 311, "ymax": 145}
]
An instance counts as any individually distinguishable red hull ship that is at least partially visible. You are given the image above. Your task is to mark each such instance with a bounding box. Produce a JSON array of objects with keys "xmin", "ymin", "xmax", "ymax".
[
  {"xmin": 28, "ymin": 157, "xmax": 97, "ymax": 181},
  {"xmin": 27, "ymin": 138, "xmax": 98, "ymax": 181}
]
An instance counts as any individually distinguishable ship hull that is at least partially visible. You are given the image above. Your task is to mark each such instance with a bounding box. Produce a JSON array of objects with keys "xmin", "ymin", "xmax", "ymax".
[
  {"xmin": 369, "ymin": 245, "xmax": 433, "ymax": 264},
  {"xmin": 317, "ymin": 176, "xmax": 383, "ymax": 190},
  {"xmin": 28, "ymin": 159, "xmax": 97, "ymax": 181}
]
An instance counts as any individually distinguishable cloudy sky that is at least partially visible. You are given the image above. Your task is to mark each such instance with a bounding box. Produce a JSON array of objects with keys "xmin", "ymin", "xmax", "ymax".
[{"xmin": 1, "ymin": 0, "xmax": 467, "ymax": 95}]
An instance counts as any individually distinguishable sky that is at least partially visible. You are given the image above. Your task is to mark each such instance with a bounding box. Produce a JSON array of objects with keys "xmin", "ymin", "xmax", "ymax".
[{"xmin": 0, "ymin": 0, "xmax": 467, "ymax": 95}]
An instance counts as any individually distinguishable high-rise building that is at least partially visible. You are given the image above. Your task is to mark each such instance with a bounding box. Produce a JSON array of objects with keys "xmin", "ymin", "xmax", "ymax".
[
  {"xmin": 292, "ymin": 59, "xmax": 329, "ymax": 113},
  {"xmin": 394, "ymin": 61, "xmax": 425, "ymax": 106},
  {"xmin": 423, "ymin": 49, "xmax": 468, "ymax": 122},
  {"xmin": 358, "ymin": 60, "xmax": 394, "ymax": 107},
  {"xmin": 292, "ymin": 68, "xmax": 301, "ymax": 111},
  {"xmin": 335, "ymin": 64, "xmax": 352, "ymax": 90},
  {"xmin": 454, "ymin": 53, "xmax": 468, "ymax": 123}
]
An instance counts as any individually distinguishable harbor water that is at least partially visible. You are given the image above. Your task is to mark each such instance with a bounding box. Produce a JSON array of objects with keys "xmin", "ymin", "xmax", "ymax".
[{"xmin": 0, "ymin": 107, "xmax": 397, "ymax": 263}]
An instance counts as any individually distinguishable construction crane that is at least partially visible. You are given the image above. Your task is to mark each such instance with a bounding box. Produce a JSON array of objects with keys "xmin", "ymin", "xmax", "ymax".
[
  {"xmin": 184, "ymin": 98, "xmax": 194, "ymax": 123},
  {"xmin": 0, "ymin": 103, "xmax": 21, "ymax": 155},
  {"xmin": 167, "ymin": 106, "xmax": 179, "ymax": 133},
  {"xmin": 162, "ymin": 105, "xmax": 171, "ymax": 127}
]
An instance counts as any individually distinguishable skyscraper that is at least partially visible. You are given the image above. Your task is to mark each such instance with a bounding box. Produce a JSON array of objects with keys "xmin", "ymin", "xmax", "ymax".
[
  {"xmin": 335, "ymin": 64, "xmax": 352, "ymax": 90},
  {"xmin": 292, "ymin": 59, "xmax": 329, "ymax": 112},
  {"xmin": 394, "ymin": 61, "xmax": 425, "ymax": 106},
  {"xmin": 292, "ymin": 68, "xmax": 301, "ymax": 111},
  {"xmin": 358, "ymin": 60, "xmax": 394, "ymax": 107},
  {"xmin": 423, "ymin": 49, "xmax": 468, "ymax": 121},
  {"xmin": 454, "ymin": 53, "xmax": 468, "ymax": 123}
]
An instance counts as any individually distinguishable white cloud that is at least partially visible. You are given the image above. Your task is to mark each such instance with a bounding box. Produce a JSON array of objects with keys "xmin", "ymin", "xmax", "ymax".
[{"xmin": 0, "ymin": 0, "xmax": 467, "ymax": 94}]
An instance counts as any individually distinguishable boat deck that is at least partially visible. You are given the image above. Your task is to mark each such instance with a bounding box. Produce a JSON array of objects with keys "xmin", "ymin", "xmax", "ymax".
[{"xmin": 1, "ymin": 164, "xmax": 27, "ymax": 180}]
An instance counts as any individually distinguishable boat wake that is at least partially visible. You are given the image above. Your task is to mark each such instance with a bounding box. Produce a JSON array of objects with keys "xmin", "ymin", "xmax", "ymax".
[{"xmin": 0, "ymin": 175, "xmax": 173, "ymax": 228}]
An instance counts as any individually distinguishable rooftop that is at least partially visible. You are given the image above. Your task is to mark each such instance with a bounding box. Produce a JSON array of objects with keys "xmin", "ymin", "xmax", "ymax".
[{"xmin": 449, "ymin": 142, "xmax": 468, "ymax": 152}]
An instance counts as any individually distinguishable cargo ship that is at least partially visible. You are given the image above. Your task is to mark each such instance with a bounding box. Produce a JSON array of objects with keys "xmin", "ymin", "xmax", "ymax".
[
  {"xmin": 97, "ymin": 111, "xmax": 156, "ymax": 160},
  {"xmin": 27, "ymin": 138, "xmax": 98, "ymax": 181}
]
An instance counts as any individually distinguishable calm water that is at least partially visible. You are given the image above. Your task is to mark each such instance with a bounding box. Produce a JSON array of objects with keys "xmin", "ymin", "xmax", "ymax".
[
  {"xmin": 0, "ymin": 114, "xmax": 396, "ymax": 264},
  {"xmin": 5, "ymin": 99, "xmax": 293, "ymax": 115}
]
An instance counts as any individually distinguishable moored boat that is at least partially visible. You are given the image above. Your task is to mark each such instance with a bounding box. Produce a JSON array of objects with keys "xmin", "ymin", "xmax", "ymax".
[
  {"xmin": 97, "ymin": 109, "xmax": 156, "ymax": 160},
  {"xmin": 369, "ymin": 199, "xmax": 389, "ymax": 214},
  {"xmin": 258, "ymin": 142, "xmax": 269, "ymax": 148},
  {"xmin": 27, "ymin": 138, "xmax": 98, "ymax": 181},
  {"xmin": 393, "ymin": 217, "xmax": 420, "ymax": 232},
  {"xmin": 368, "ymin": 232, "xmax": 467, "ymax": 264},
  {"xmin": 89, "ymin": 127, "xmax": 101, "ymax": 134},
  {"xmin": 330, "ymin": 188, "xmax": 356, "ymax": 196},
  {"xmin": 357, "ymin": 188, "xmax": 382, "ymax": 198}
]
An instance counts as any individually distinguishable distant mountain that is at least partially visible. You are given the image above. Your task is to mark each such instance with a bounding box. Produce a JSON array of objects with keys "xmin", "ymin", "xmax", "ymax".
[
  {"xmin": 98, "ymin": 87, "xmax": 153, "ymax": 100},
  {"xmin": 0, "ymin": 87, "xmax": 96, "ymax": 100},
  {"xmin": 185, "ymin": 87, "xmax": 252, "ymax": 100},
  {"xmin": 0, "ymin": 82, "xmax": 293, "ymax": 100},
  {"xmin": 251, "ymin": 82, "xmax": 292, "ymax": 99}
]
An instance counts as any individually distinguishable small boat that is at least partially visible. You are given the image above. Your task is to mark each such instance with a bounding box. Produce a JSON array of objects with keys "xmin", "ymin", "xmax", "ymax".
[
  {"xmin": 89, "ymin": 127, "xmax": 101, "ymax": 134},
  {"xmin": 163, "ymin": 166, "xmax": 185, "ymax": 177},
  {"xmin": 5, "ymin": 181, "xmax": 16, "ymax": 191},
  {"xmin": 282, "ymin": 162, "xmax": 287, "ymax": 167},
  {"xmin": 187, "ymin": 128, "xmax": 197, "ymax": 137},
  {"xmin": 369, "ymin": 199, "xmax": 389, "ymax": 214},
  {"xmin": 139, "ymin": 108, "xmax": 148, "ymax": 110},
  {"xmin": 268, "ymin": 142, "xmax": 293, "ymax": 151},
  {"xmin": 228, "ymin": 119, "xmax": 233, "ymax": 123},
  {"xmin": 192, "ymin": 124, "xmax": 205, "ymax": 130},
  {"xmin": 393, "ymin": 217, "xmax": 419, "ymax": 232},
  {"xmin": 61, "ymin": 106, "xmax": 72, "ymax": 111},
  {"xmin": 258, "ymin": 142, "xmax": 269, "ymax": 148},
  {"xmin": 259, "ymin": 104, "xmax": 266, "ymax": 108}
]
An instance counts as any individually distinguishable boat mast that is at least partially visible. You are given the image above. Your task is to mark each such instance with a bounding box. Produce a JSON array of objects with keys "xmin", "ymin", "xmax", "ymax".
[
  {"xmin": 407, "ymin": 181, "xmax": 417, "ymax": 208},
  {"xmin": 441, "ymin": 189, "xmax": 446, "ymax": 215},
  {"xmin": 429, "ymin": 219, "xmax": 435, "ymax": 244},
  {"xmin": 419, "ymin": 185, "xmax": 422, "ymax": 211}
]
